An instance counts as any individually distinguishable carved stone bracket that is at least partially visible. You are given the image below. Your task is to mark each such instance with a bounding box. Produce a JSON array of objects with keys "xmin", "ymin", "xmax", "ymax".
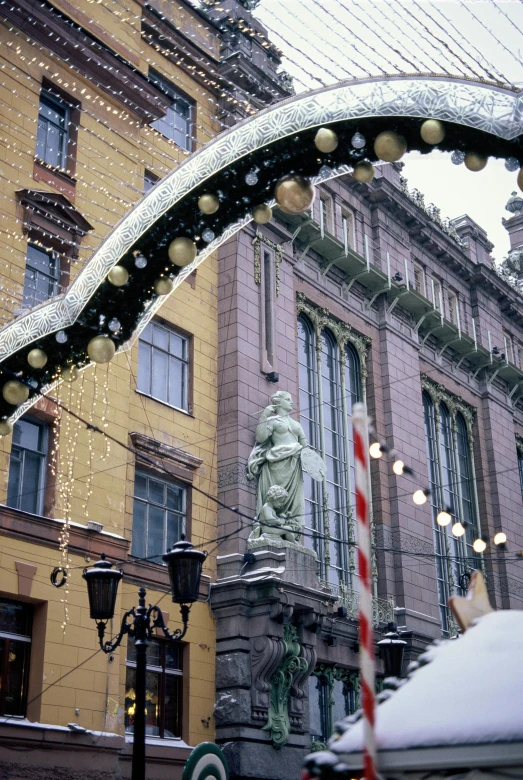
[
  {"xmin": 261, "ymin": 625, "xmax": 308, "ymax": 749},
  {"xmin": 253, "ymin": 231, "xmax": 284, "ymax": 296},
  {"xmin": 296, "ymin": 292, "xmax": 370, "ymax": 377}
]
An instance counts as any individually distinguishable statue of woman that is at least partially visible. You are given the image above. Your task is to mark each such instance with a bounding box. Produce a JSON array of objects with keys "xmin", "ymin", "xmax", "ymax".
[{"xmin": 247, "ymin": 390, "xmax": 308, "ymax": 527}]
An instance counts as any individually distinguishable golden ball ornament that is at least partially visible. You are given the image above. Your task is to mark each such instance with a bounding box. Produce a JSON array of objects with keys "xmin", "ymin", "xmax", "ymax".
[
  {"xmin": 420, "ymin": 119, "xmax": 445, "ymax": 145},
  {"xmin": 517, "ymin": 167, "xmax": 523, "ymax": 192},
  {"xmin": 154, "ymin": 277, "xmax": 174, "ymax": 296},
  {"xmin": 0, "ymin": 419, "xmax": 12, "ymax": 436},
  {"xmin": 373, "ymin": 130, "xmax": 407, "ymax": 162},
  {"xmin": 168, "ymin": 237, "xmax": 197, "ymax": 267},
  {"xmin": 62, "ymin": 365, "xmax": 78, "ymax": 383},
  {"xmin": 87, "ymin": 335, "xmax": 116, "ymax": 364},
  {"xmin": 274, "ymin": 175, "xmax": 315, "ymax": 215},
  {"xmin": 464, "ymin": 152, "xmax": 488, "ymax": 172},
  {"xmin": 252, "ymin": 204, "xmax": 273, "ymax": 224},
  {"xmin": 27, "ymin": 348, "xmax": 48, "ymax": 369},
  {"xmin": 198, "ymin": 193, "xmax": 220, "ymax": 215},
  {"xmin": 314, "ymin": 127, "xmax": 338, "ymax": 153},
  {"xmin": 2, "ymin": 380, "xmax": 30, "ymax": 406},
  {"xmin": 352, "ymin": 161, "xmax": 375, "ymax": 183},
  {"xmin": 107, "ymin": 265, "xmax": 129, "ymax": 287}
]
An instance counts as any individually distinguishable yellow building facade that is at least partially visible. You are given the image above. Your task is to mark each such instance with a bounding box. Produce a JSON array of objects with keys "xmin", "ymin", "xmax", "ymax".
[{"xmin": 0, "ymin": 0, "xmax": 227, "ymax": 775}]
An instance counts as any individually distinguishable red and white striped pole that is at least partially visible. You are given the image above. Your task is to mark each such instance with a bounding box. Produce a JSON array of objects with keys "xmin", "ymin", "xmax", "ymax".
[{"xmin": 352, "ymin": 402, "xmax": 377, "ymax": 780}]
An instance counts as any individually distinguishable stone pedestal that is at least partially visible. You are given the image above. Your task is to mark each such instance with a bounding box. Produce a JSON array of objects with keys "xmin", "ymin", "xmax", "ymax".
[{"xmin": 212, "ymin": 544, "xmax": 337, "ymax": 780}]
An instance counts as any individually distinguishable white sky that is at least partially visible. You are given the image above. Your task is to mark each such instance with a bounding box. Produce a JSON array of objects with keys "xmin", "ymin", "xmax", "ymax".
[{"xmin": 255, "ymin": 0, "xmax": 523, "ymax": 261}]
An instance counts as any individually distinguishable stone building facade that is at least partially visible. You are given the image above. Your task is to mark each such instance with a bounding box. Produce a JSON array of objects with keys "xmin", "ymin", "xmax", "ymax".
[{"xmin": 212, "ymin": 161, "xmax": 523, "ymax": 778}]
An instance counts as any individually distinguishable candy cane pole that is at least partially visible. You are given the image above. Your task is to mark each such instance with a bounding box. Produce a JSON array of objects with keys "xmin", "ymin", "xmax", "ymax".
[{"xmin": 352, "ymin": 402, "xmax": 377, "ymax": 780}]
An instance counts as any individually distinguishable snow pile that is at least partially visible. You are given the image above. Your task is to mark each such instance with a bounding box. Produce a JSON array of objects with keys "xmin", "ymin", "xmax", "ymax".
[{"xmin": 332, "ymin": 610, "xmax": 523, "ymax": 754}]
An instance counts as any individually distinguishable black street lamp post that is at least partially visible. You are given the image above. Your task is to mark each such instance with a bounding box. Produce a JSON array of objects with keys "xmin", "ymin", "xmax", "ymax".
[{"xmin": 83, "ymin": 540, "xmax": 206, "ymax": 780}]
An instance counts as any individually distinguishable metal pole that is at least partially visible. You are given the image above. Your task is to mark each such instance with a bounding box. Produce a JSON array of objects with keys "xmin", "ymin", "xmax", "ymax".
[{"xmin": 132, "ymin": 587, "xmax": 148, "ymax": 780}]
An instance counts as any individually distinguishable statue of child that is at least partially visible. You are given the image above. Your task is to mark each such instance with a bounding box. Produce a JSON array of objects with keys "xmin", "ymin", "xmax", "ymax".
[{"xmin": 249, "ymin": 485, "xmax": 300, "ymax": 544}]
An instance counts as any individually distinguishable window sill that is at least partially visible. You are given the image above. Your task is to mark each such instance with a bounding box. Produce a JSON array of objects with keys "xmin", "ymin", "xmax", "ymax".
[
  {"xmin": 135, "ymin": 390, "xmax": 194, "ymax": 418},
  {"xmin": 125, "ymin": 734, "xmax": 191, "ymax": 749}
]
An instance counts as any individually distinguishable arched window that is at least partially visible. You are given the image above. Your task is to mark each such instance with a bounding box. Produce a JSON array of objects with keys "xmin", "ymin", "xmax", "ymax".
[
  {"xmin": 297, "ymin": 314, "xmax": 362, "ymax": 589},
  {"xmin": 422, "ymin": 391, "xmax": 480, "ymax": 636}
]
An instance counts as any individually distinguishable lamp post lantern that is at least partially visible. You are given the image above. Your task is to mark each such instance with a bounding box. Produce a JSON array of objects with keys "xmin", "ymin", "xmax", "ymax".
[
  {"xmin": 377, "ymin": 623, "xmax": 407, "ymax": 679},
  {"xmin": 83, "ymin": 540, "xmax": 206, "ymax": 780}
]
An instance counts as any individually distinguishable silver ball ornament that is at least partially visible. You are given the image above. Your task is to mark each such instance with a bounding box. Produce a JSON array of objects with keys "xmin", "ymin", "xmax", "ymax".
[{"xmin": 351, "ymin": 132, "xmax": 366, "ymax": 149}]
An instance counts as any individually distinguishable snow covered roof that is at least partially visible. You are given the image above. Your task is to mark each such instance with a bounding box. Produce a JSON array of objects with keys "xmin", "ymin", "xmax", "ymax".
[{"xmin": 309, "ymin": 610, "xmax": 523, "ymax": 773}]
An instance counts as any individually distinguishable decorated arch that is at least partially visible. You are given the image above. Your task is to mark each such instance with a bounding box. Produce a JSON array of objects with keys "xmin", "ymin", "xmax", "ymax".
[{"xmin": 1, "ymin": 74, "xmax": 523, "ymax": 425}]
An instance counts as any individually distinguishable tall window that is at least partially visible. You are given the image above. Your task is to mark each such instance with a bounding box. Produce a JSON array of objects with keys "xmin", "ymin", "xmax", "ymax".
[
  {"xmin": 7, "ymin": 418, "xmax": 48, "ymax": 515},
  {"xmin": 423, "ymin": 390, "xmax": 479, "ymax": 636},
  {"xmin": 319, "ymin": 196, "xmax": 332, "ymax": 235},
  {"xmin": 413, "ymin": 265, "xmax": 425, "ymax": 295},
  {"xmin": 23, "ymin": 244, "xmax": 60, "ymax": 308},
  {"xmin": 297, "ymin": 313, "xmax": 362, "ymax": 590},
  {"xmin": 341, "ymin": 210, "xmax": 354, "ymax": 252},
  {"xmin": 0, "ymin": 598, "xmax": 32, "ymax": 717},
  {"xmin": 137, "ymin": 321, "xmax": 190, "ymax": 411},
  {"xmin": 131, "ymin": 469, "xmax": 186, "ymax": 560},
  {"xmin": 150, "ymin": 72, "xmax": 194, "ymax": 151},
  {"xmin": 125, "ymin": 637, "xmax": 183, "ymax": 739},
  {"xmin": 309, "ymin": 667, "xmax": 358, "ymax": 749},
  {"xmin": 35, "ymin": 90, "xmax": 69, "ymax": 169}
]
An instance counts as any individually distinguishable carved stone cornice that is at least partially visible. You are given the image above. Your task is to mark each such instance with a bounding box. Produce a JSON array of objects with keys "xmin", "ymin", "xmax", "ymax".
[
  {"xmin": 2, "ymin": 0, "xmax": 171, "ymax": 122},
  {"xmin": 296, "ymin": 292, "xmax": 370, "ymax": 375},
  {"xmin": 421, "ymin": 374, "xmax": 476, "ymax": 434},
  {"xmin": 130, "ymin": 432, "xmax": 203, "ymax": 482}
]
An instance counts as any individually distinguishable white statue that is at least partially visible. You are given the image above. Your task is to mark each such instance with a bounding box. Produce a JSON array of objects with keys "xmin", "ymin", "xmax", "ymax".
[{"xmin": 247, "ymin": 391, "xmax": 325, "ymax": 540}]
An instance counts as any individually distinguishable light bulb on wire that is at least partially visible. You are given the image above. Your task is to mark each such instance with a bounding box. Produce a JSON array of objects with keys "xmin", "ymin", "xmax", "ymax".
[
  {"xmin": 412, "ymin": 489, "xmax": 429, "ymax": 505},
  {"xmin": 473, "ymin": 537, "xmax": 487, "ymax": 553},
  {"xmin": 392, "ymin": 459, "xmax": 405, "ymax": 475},
  {"xmin": 436, "ymin": 509, "xmax": 452, "ymax": 526},
  {"xmin": 369, "ymin": 442, "xmax": 383, "ymax": 459},
  {"xmin": 494, "ymin": 532, "xmax": 507, "ymax": 547},
  {"xmin": 452, "ymin": 521, "xmax": 465, "ymax": 537}
]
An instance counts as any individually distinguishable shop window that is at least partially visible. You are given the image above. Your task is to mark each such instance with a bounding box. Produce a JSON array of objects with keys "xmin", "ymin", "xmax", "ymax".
[
  {"xmin": 0, "ymin": 598, "xmax": 33, "ymax": 717},
  {"xmin": 137, "ymin": 321, "xmax": 190, "ymax": 412},
  {"xmin": 7, "ymin": 418, "xmax": 48, "ymax": 516},
  {"xmin": 131, "ymin": 469, "xmax": 187, "ymax": 561},
  {"xmin": 149, "ymin": 72, "xmax": 194, "ymax": 152},
  {"xmin": 125, "ymin": 637, "xmax": 183, "ymax": 739}
]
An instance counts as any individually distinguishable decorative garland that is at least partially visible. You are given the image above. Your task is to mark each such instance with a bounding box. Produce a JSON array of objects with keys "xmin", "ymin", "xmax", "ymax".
[{"xmin": 0, "ymin": 111, "xmax": 522, "ymax": 423}]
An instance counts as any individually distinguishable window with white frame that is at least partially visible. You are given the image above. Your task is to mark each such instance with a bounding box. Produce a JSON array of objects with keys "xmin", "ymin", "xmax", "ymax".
[
  {"xmin": 7, "ymin": 418, "xmax": 48, "ymax": 515},
  {"xmin": 149, "ymin": 72, "xmax": 194, "ymax": 151},
  {"xmin": 447, "ymin": 291, "xmax": 458, "ymax": 325},
  {"xmin": 23, "ymin": 244, "xmax": 60, "ymax": 308},
  {"xmin": 413, "ymin": 264, "xmax": 425, "ymax": 296},
  {"xmin": 125, "ymin": 637, "xmax": 183, "ymax": 738},
  {"xmin": 35, "ymin": 89, "xmax": 69, "ymax": 169},
  {"xmin": 297, "ymin": 311, "xmax": 362, "ymax": 590},
  {"xmin": 131, "ymin": 469, "xmax": 186, "ymax": 561},
  {"xmin": 422, "ymin": 386, "xmax": 480, "ymax": 636},
  {"xmin": 137, "ymin": 321, "xmax": 190, "ymax": 411},
  {"xmin": 341, "ymin": 210, "xmax": 354, "ymax": 251},
  {"xmin": 0, "ymin": 598, "xmax": 33, "ymax": 717}
]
